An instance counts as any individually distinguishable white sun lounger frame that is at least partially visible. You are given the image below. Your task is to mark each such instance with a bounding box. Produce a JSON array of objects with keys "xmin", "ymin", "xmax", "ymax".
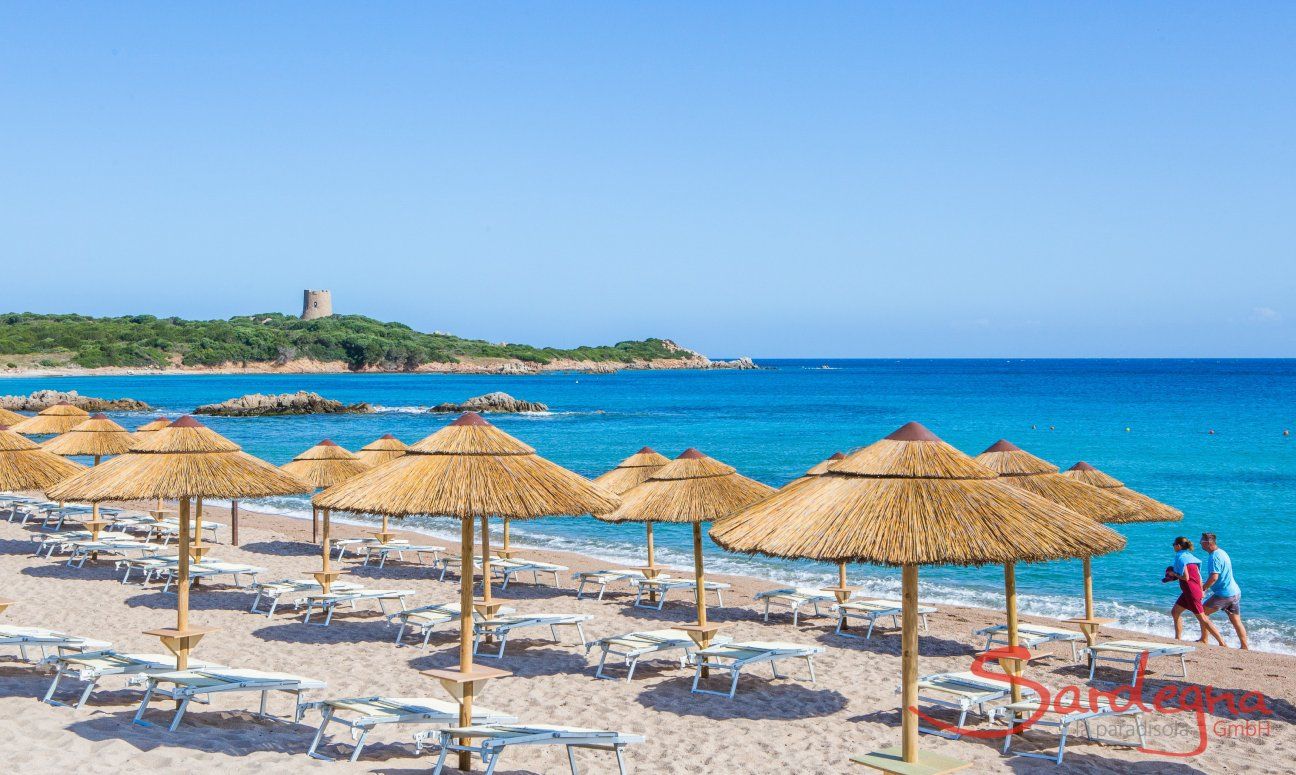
[
  {"xmin": 835, "ymin": 599, "xmax": 937, "ymax": 640},
  {"xmin": 913, "ymin": 670, "xmax": 1037, "ymax": 740},
  {"xmin": 0, "ymin": 627, "xmax": 111, "ymax": 663},
  {"xmin": 301, "ymin": 589, "xmax": 414, "ymax": 626},
  {"xmin": 755, "ymin": 588, "xmax": 837, "ymax": 625},
  {"xmin": 41, "ymin": 650, "xmax": 224, "ymax": 709},
  {"xmin": 361, "ymin": 543, "xmax": 445, "ymax": 568},
  {"xmin": 690, "ymin": 642, "xmax": 824, "ymax": 699},
  {"xmin": 132, "ymin": 668, "xmax": 325, "ymax": 731},
  {"xmin": 573, "ymin": 569, "xmax": 660, "ymax": 601},
  {"xmin": 419, "ymin": 724, "xmax": 645, "ymax": 775},
  {"xmin": 65, "ymin": 539, "xmax": 163, "ymax": 568},
  {"xmin": 489, "ymin": 557, "xmax": 569, "ymax": 590},
  {"xmin": 249, "ymin": 579, "xmax": 364, "ymax": 617},
  {"xmin": 996, "ymin": 697, "xmax": 1147, "ymax": 764},
  {"xmin": 977, "ymin": 622, "xmax": 1085, "ymax": 661},
  {"xmin": 473, "ymin": 613, "xmax": 593, "ymax": 659},
  {"xmin": 587, "ymin": 629, "xmax": 708, "ymax": 682},
  {"xmin": 300, "ymin": 696, "xmax": 518, "ymax": 762},
  {"xmin": 631, "ymin": 578, "xmax": 730, "ymax": 611},
  {"xmin": 332, "ymin": 537, "xmax": 409, "ymax": 561},
  {"xmin": 159, "ymin": 561, "xmax": 265, "ymax": 592},
  {"xmin": 390, "ymin": 603, "xmax": 474, "ymax": 650},
  {"xmin": 1084, "ymin": 640, "xmax": 1193, "ymax": 684}
]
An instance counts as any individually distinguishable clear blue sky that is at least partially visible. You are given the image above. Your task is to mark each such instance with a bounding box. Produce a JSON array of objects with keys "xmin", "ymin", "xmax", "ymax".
[{"xmin": 2, "ymin": 3, "xmax": 1292, "ymax": 357}]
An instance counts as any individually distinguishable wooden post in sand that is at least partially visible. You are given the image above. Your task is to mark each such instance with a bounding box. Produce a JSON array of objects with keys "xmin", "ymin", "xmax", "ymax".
[
  {"xmin": 176, "ymin": 497, "xmax": 191, "ymax": 667},
  {"xmin": 692, "ymin": 523, "xmax": 707, "ymax": 631},
  {"xmin": 497, "ymin": 516, "xmax": 514, "ymax": 558},
  {"xmin": 230, "ymin": 499, "xmax": 239, "ymax": 547},
  {"xmin": 311, "ymin": 506, "xmax": 319, "ymax": 543},
  {"xmin": 1082, "ymin": 558, "xmax": 1094, "ymax": 620},
  {"xmin": 313, "ymin": 507, "xmax": 340, "ymax": 593},
  {"xmin": 477, "ymin": 515, "xmax": 497, "ymax": 613},
  {"xmin": 900, "ymin": 564, "xmax": 919, "ymax": 763},
  {"xmin": 1002, "ymin": 562, "xmax": 1023, "ymax": 704}
]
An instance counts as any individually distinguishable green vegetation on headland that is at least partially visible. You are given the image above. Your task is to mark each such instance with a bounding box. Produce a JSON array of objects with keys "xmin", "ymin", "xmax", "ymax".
[{"xmin": 0, "ymin": 312, "xmax": 693, "ymax": 371}]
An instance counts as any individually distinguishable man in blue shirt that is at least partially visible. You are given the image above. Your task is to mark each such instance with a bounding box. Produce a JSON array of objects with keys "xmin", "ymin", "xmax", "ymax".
[{"xmin": 1201, "ymin": 532, "xmax": 1249, "ymax": 650}]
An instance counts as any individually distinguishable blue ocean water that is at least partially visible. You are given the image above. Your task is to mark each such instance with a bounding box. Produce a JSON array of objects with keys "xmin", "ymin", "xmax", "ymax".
[{"xmin": 6, "ymin": 359, "xmax": 1294, "ymax": 651}]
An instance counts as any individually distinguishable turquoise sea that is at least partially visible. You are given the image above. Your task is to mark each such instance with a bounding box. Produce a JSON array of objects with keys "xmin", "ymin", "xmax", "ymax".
[{"xmin": 5, "ymin": 360, "xmax": 1293, "ymax": 652}]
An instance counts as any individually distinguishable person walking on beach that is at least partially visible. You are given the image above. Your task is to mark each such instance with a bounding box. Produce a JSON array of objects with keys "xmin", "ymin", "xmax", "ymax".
[
  {"xmin": 1200, "ymin": 532, "xmax": 1249, "ymax": 650},
  {"xmin": 1167, "ymin": 537, "xmax": 1226, "ymax": 645}
]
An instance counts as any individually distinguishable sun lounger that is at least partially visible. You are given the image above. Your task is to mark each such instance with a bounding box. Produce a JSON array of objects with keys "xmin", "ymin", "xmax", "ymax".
[
  {"xmin": 132, "ymin": 667, "xmax": 325, "ymax": 731},
  {"xmin": 42, "ymin": 650, "xmax": 225, "ymax": 709},
  {"xmin": 333, "ymin": 537, "xmax": 409, "ymax": 561},
  {"xmin": 0, "ymin": 625, "xmax": 111, "ymax": 662},
  {"xmin": 913, "ymin": 670, "xmax": 1038, "ymax": 740},
  {"xmin": 976, "ymin": 622, "xmax": 1086, "ymax": 661},
  {"xmin": 488, "ymin": 557, "xmax": 569, "ymax": 590},
  {"xmin": 418, "ymin": 724, "xmax": 646, "ymax": 775},
  {"xmin": 754, "ymin": 587, "xmax": 837, "ymax": 625},
  {"xmin": 690, "ymin": 641, "xmax": 824, "ymax": 699},
  {"xmin": 573, "ymin": 569, "xmax": 662, "ymax": 601},
  {"xmin": 1084, "ymin": 639, "xmax": 1194, "ymax": 684},
  {"xmin": 389, "ymin": 602, "xmax": 482, "ymax": 649},
  {"xmin": 248, "ymin": 578, "xmax": 365, "ymax": 617},
  {"xmin": 473, "ymin": 612, "xmax": 593, "ymax": 659},
  {"xmin": 587, "ymin": 629, "xmax": 716, "ymax": 682},
  {"xmin": 362, "ymin": 542, "xmax": 445, "ymax": 568},
  {"xmin": 301, "ymin": 588, "xmax": 414, "ymax": 626},
  {"xmin": 158, "ymin": 560, "xmax": 265, "ymax": 592},
  {"xmin": 116, "ymin": 555, "xmax": 178, "ymax": 584},
  {"xmin": 65, "ymin": 538, "xmax": 163, "ymax": 568},
  {"xmin": 996, "ymin": 696, "xmax": 1147, "ymax": 764},
  {"xmin": 631, "ymin": 578, "xmax": 730, "ymax": 610},
  {"xmin": 300, "ymin": 696, "xmax": 518, "ymax": 762},
  {"xmin": 835, "ymin": 598, "xmax": 937, "ymax": 639},
  {"xmin": 32, "ymin": 530, "xmax": 94, "ymax": 557}
]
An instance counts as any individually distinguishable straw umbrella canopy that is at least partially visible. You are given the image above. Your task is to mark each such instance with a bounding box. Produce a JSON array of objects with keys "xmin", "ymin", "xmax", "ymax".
[
  {"xmin": 1062, "ymin": 461, "xmax": 1183, "ymax": 523},
  {"xmin": 0, "ymin": 407, "xmax": 28, "ymax": 426},
  {"xmin": 974, "ymin": 440, "xmax": 1137, "ymax": 638},
  {"xmin": 313, "ymin": 411, "xmax": 618, "ymax": 772},
  {"xmin": 132, "ymin": 416, "xmax": 174, "ymax": 438},
  {"xmin": 11, "ymin": 401, "xmax": 90, "ymax": 436},
  {"xmin": 280, "ymin": 439, "xmax": 371, "ymax": 592},
  {"xmin": 593, "ymin": 447, "xmax": 671, "ymax": 574},
  {"xmin": 48, "ymin": 416, "xmax": 311, "ymax": 670},
  {"xmin": 603, "ymin": 448, "xmax": 774, "ymax": 645},
  {"xmin": 0, "ymin": 425, "xmax": 87, "ymax": 493},
  {"xmin": 41, "ymin": 414, "xmax": 138, "ymax": 538},
  {"xmin": 710, "ymin": 422, "xmax": 1124, "ymax": 773},
  {"xmin": 356, "ymin": 433, "xmax": 408, "ymax": 467},
  {"xmin": 790, "ymin": 451, "xmax": 858, "ymax": 601}
]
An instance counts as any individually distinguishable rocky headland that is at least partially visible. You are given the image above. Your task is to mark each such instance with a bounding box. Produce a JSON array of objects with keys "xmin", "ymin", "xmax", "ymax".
[
  {"xmin": 0, "ymin": 389, "xmax": 151, "ymax": 412},
  {"xmin": 194, "ymin": 391, "xmax": 372, "ymax": 417}
]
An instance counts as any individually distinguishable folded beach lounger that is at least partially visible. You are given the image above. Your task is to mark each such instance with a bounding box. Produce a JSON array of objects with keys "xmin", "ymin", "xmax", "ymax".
[
  {"xmin": 834, "ymin": 598, "xmax": 937, "ymax": 639},
  {"xmin": 587, "ymin": 629, "xmax": 716, "ymax": 682},
  {"xmin": 301, "ymin": 588, "xmax": 414, "ymax": 626},
  {"xmin": 976, "ymin": 621, "xmax": 1086, "ymax": 661},
  {"xmin": 42, "ymin": 650, "xmax": 225, "ymax": 709},
  {"xmin": 249, "ymin": 578, "xmax": 365, "ymax": 617},
  {"xmin": 301, "ymin": 696, "xmax": 518, "ymax": 762},
  {"xmin": 754, "ymin": 587, "xmax": 838, "ymax": 625},
  {"xmin": 573, "ymin": 569, "xmax": 660, "ymax": 601},
  {"xmin": 996, "ymin": 696, "xmax": 1147, "ymax": 764},
  {"xmin": 691, "ymin": 641, "xmax": 824, "ymax": 699},
  {"xmin": 631, "ymin": 578, "xmax": 730, "ymax": 611},
  {"xmin": 333, "ymin": 537, "xmax": 409, "ymax": 561},
  {"xmin": 362, "ymin": 542, "xmax": 446, "ymax": 568},
  {"xmin": 158, "ymin": 560, "xmax": 265, "ymax": 592},
  {"xmin": 1084, "ymin": 639, "xmax": 1194, "ymax": 684},
  {"xmin": 490, "ymin": 557, "xmax": 569, "ymax": 590},
  {"xmin": 473, "ymin": 612, "xmax": 593, "ymax": 659},
  {"xmin": 913, "ymin": 670, "xmax": 1038, "ymax": 740},
  {"xmin": 419, "ymin": 724, "xmax": 646, "ymax": 775},
  {"xmin": 0, "ymin": 625, "xmax": 111, "ymax": 663},
  {"xmin": 132, "ymin": 667, "xmax": 326, "ymax": 731}
]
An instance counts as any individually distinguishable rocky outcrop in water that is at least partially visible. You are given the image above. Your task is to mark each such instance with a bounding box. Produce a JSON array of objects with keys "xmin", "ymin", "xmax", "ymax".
[
  {"xmin": 0, "ymin": 389, "xmax": 151, "ymax": 412},
  {"xmin": 707, "ymin": 357, "xmax": 759, "ymax": 370},
  {"xmin": 429, "ymin": 391, "xmax": 548, "ymax": 414},
  {"xmin": 194, "ymin": 391, "xmax": 372, "ymax": 417}
]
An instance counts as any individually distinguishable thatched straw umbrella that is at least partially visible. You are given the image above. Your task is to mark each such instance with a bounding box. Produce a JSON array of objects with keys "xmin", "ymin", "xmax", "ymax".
[
  {"xmin": 280, "ymin": 440, "xmax": 370, "ymax": 592},
  {"xmin": 313, "ymin": 412, "xmax": 618, "ymax": 772},
  {"xmin": 974, "ymin": 440, "xmax": 1137, "ymax": 645},
  {"xmin": 0, "ymin": 425, "xmax": 87, "ymax": 493},
  {"xmin": 48, "ymin": 416, "xmax": 310, "ymax": 670},
  {"xmin": 132, "ymin": 417, "xmax": 173, "ymax": 512},
  {"xmin": 603, "ymin": 448, "xmax": 774, "ymax": 648},
  {"xmin": 710, "ymin": 422, "xmax": 1125, "ymax": 773},
  {"xmin": 11, "ymin": 401, "xmax": 90, "ymax": 436},
  {"xmin": 356, "ymin": 433, "xmax": 408, "ymax": 467},
  {"xmin": 593, "ymin": 447, "xmax": 671, "ymax": 575},
  {"xmin": 794, "ymin": 451, "xmax": 858, "ymax": 602},
  {"xmin": 1062, "ymin": 461, "xmax": 1183, "ymax": 523},
  {"xmin": 41, "ymin": 414, "xmax": 137, "ymax": 539},
  {"xmin": 0, "ymin": 407, "xmax": 28, "ymax": 426}
]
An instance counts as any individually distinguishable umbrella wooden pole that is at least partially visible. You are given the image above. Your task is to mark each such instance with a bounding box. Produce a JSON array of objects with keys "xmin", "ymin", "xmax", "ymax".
[
  {"xmin": 501, "ymin": 516, "xmax": 511, "ymax": 557},
  {"xmin": 901, "ymin": 564, "xmax": 919, "ymax": 764},
  {"xmin": 479, "ymin": 515, "xmax": 492, "ymax": 606},
  {"xmin": 838, "ymin": 562, "xmax": 848, "ymax": 590},
  {"xmin": 319, "ymin": 508, "xmax": 333, "ymax": 593},
  {"xmin": 193, "ymin": 496, "xmax": 204, "ymax": 551},
  {"xmin": 645, "ymin": 524, "xmax": 658, "ymax": 602},
  {"xmin": 458, "ymin": 516, "xmax": 475, "ymax": 772},
  {"xmin": 692, "ymin": 523, "xmax": 707, "ymax": 629},
  {"xmin": 231, "ymin": 499, "xmax": 239, "ymax": 547},
  {"xmin": 176, "ymin": 497, "xmax": 192, "ymax": 670},
  {"xmin": 1004, "ymin": 562, "xmax": 1023, "ymax": 704},
  {"xmin": 311, "ymin": 507, "xmax": 318, "ymax": 543},
  {"xmin": 1083, "ymin": 557, "xmax": 1095, "ymax": 620},
  {"xmin": 645, "ymin": 523, "xmax": 655, "ymax": 569}
]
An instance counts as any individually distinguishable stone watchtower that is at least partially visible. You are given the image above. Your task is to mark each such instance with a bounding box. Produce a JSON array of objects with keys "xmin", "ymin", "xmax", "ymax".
[{"xmin": 301, "ymin": 289, "xmax": 333, "ymax": 320}]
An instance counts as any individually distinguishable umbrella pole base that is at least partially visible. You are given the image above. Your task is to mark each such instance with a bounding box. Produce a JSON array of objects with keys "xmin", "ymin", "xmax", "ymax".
[{"xmin": 851, "ymin": 746, "xmax": 970, "ymax": 774}]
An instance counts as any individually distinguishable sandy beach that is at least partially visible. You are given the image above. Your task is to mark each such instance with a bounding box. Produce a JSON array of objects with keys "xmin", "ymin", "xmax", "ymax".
[{"xmin": 1, "ymin": 503, "xmax": 1290, "ymax": 774}]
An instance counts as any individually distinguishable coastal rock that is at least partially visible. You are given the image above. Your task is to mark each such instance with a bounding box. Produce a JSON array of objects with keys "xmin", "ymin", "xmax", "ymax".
[
  {"xmin": 194, "ymin": 391, "xmax": 372, "ymax": 417},
  {"xmin": 0, "ymin": 389, "xmax": 151, "ymax": 412},
  {"xmin": 707, "ymin": 356, "xmax": 759, "ymax": 370},
  {"xmin": 429, "ymin": 391, "xmax": 548, "ymax": 414}
]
